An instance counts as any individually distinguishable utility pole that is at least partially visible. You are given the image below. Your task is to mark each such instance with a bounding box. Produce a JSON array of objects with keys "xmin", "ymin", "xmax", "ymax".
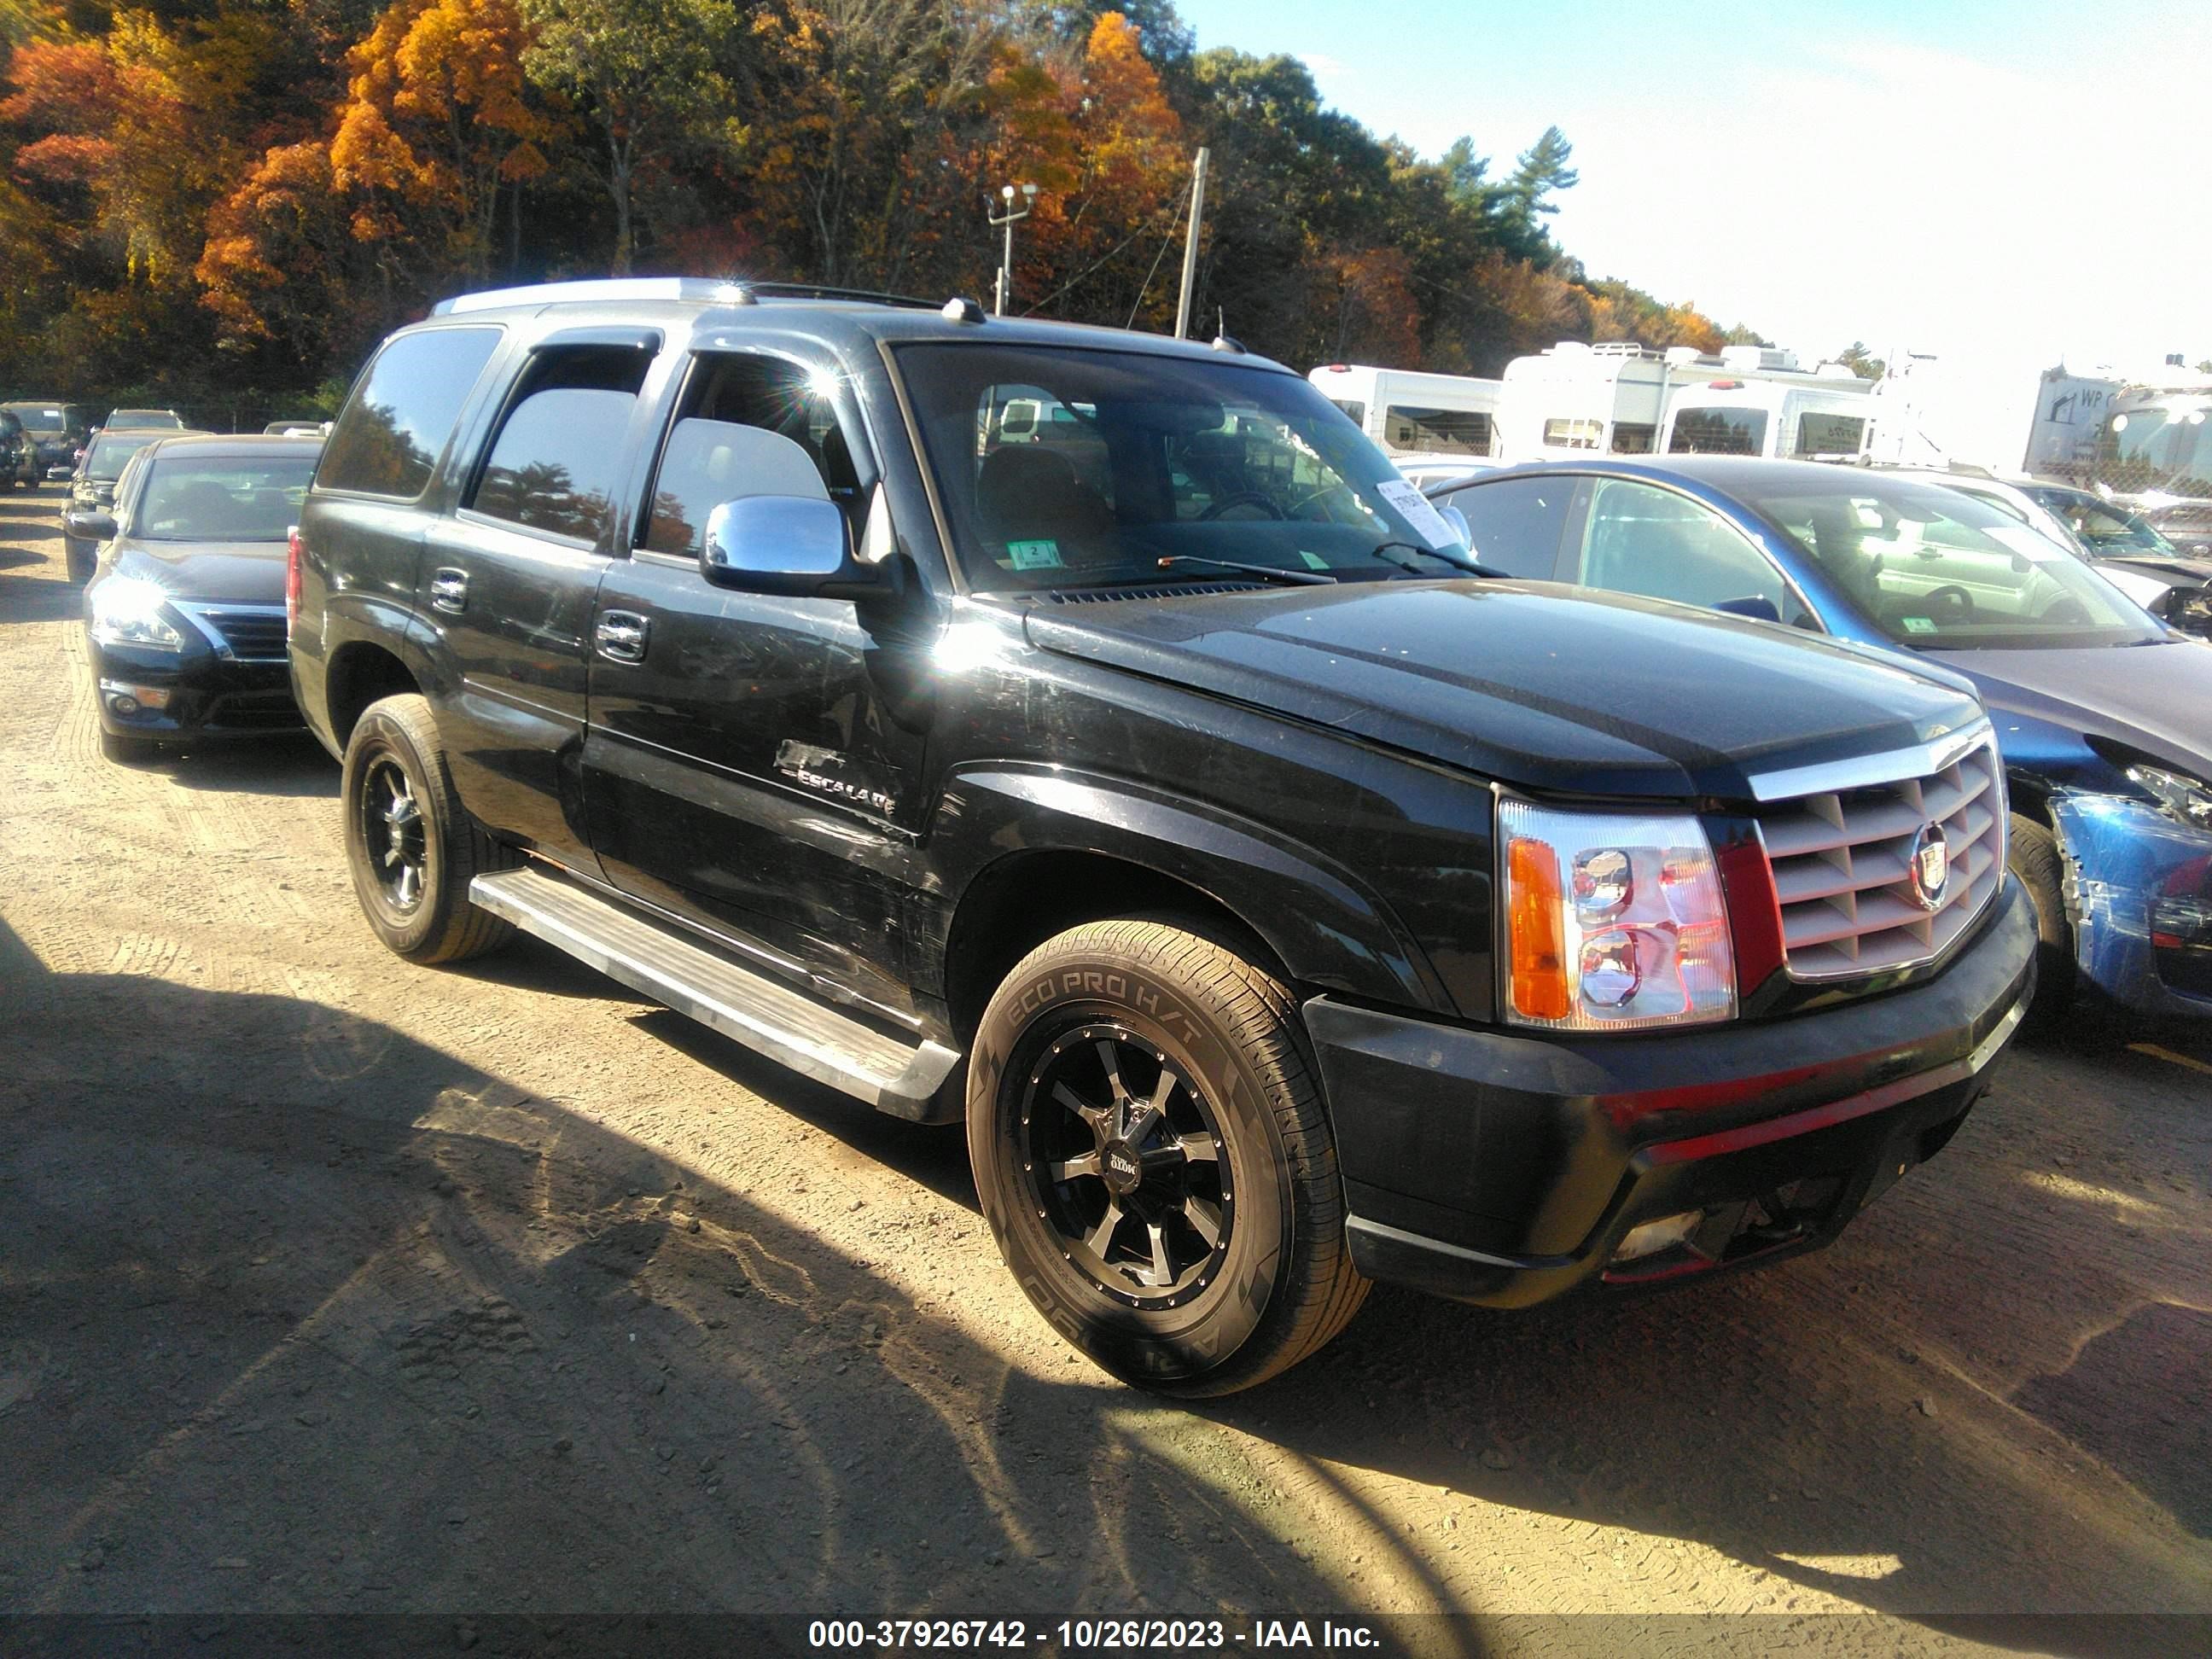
[
  {"xmin": 988, "ymin": 183, "xmax": 1039, "ymax": 317},
  {"xmin": 1173, "ymin": 147, "xmax": 1209, "ymax": 341}
]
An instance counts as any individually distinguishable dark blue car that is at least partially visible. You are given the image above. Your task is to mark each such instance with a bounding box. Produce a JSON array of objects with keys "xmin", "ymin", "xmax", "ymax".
[{"xmin": 1426, "ymin": 456, "xmax": 2212, "ymax": 1021}]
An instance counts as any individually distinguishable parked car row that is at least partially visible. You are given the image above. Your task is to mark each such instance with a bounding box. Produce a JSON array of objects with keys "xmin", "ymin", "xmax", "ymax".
[
  {"xmin": 1422, "ymin": 456, "xmax": 2212, "ymax": 1021},
  {"xmin": 57, "ymin": 278, "xmax": 2200, "ymax": 1399}
]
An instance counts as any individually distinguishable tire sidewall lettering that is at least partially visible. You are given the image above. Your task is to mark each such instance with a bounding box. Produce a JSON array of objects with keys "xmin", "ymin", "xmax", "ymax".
[{"xmin": 969, "ymin": 944, "xmax": 1295, "ymax": 1389}]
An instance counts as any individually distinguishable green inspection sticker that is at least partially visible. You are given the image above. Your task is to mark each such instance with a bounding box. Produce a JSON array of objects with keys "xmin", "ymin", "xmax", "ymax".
[
  {"xmin": 1006, "ymin": 539, "xmax": 1063, "ymax": 570},
  {"xmin": 1297, "ymin": 550, "xmax": 1331, "ymax": 570},
  {"xmin": 1900, "ymin": 616, "xmax": 1937, "ymax": 634}
]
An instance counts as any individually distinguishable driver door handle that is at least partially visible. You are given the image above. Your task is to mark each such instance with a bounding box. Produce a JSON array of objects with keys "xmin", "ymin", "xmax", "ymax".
[{"xmin": 596, "ymin": 610, "xmax": 650, "ymax": 664}]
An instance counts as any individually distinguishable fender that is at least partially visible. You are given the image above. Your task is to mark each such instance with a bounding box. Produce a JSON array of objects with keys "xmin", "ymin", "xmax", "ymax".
[
  {"xmin": 301, "ymin": 591, "xmax": 448, "ymax": 744},
  {"xmin": 929, "ymin": 761, "xmax": 1453, "ymax": 1016}
]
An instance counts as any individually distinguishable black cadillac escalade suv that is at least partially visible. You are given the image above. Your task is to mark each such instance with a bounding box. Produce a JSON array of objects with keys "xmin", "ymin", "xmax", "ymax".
[{"xmin": 291, "ymin": 279, "xmax": 2034, "ymax": 1395}]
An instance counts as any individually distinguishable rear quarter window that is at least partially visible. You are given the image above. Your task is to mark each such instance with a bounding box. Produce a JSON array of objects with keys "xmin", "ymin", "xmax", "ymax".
[{"xmin": 319, "ymin": 327, "xmax": 503, "ymax": 499}]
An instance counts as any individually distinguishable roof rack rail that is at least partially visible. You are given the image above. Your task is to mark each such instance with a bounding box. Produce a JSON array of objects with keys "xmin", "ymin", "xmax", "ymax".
[
  {"xmin": 742, "ymin": 282, "xmax": 942, "ymax": 310},
  {"xmin": 429, "ymin": 276, "xmax": 943, "ymax": 317}
]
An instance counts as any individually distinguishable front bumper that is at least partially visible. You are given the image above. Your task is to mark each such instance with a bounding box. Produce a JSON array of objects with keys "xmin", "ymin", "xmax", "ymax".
[
  {"xmin": 2052, "ymin": 793, "xmax": 2212, "ymax": 1016},
  {"xmin": 87, "ymin": 637, "xmax": 301, "ymax": 744},
  {"xmin": 1307, "ymin": 874, "xmax": 2036, "ymax": 1307}
]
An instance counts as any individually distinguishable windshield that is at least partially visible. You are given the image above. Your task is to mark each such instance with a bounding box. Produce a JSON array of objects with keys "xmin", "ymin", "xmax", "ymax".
[
  {"xmin": 2023, "ymin": 486, "xmax": 2178, "ymax": 556},
  {"xmin": 130, "ymin": 455, "xmax": 318, "ymax": 541},
  {"xmin": 1740, "ymin": 474, "xmax": 2166, "ymax": 648},
  {"xmin": 895, "ymin": 344, "xmax": 1470, "ymax": 593},
  {"xmin": 86, "ymin": 432, "xmax": 162, "ymax": 481},
  {"xmin": 2100, "ymin": 401, "xmax": 2212, "ymax": 497},
  {"xmin": 2, "ymin": 404, "xmax": 67, "ymax": 434}
]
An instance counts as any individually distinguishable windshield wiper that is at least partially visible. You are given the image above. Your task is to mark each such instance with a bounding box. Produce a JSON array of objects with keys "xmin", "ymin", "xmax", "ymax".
[
  {"xmin": 1154, "ymin": 555, "xmax": 1336, "ymax": 586},
  {"xmin": 1369, "ymin": 540, "xmax": 1512, "ymax": 579}
]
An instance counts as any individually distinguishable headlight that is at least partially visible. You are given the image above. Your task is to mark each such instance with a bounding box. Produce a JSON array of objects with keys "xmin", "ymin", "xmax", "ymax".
[
  {"xmin": 1499, "ymin": 800, "xmax": 1738, "ymax": 1030},
  {"xmin": 88, "ymin": 575, "xmax": 185, "ymax": 650},
  {"xmin": 2127, "ymin": 764, "xmax": 2212, "ymax": 833}
]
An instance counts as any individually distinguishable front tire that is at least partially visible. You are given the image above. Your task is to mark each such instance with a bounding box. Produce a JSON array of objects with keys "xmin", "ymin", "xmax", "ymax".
[
  {"xmin": 968, "ymin": 918, "xmax": 1368, "ymax": 1396},
  {"xmin": 2009, "ymin": 814, "xmax": 2075, "ymax": 1031},
  {"xmin": 341, "ymin": 693, "xmax": 517, "ymax": 964}
]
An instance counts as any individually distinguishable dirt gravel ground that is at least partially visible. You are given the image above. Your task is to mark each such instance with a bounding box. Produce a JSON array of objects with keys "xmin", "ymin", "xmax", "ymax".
[{"xmin": 3, "ymin": 486, "xmax": 2209, "ymax": 1656}]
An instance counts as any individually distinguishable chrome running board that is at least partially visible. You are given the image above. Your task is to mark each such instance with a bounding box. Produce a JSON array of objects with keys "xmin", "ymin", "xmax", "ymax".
[{"xmin": 470, "ymin": 865, "xmax": 962, "ymax": 1121}]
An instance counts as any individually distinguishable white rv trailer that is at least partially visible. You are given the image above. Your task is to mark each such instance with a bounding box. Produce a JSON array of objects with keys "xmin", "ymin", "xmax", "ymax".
[
  {"xmin": 1306, "ymin": 364, "xmax": 1504, "ymax": 462},
  {"xmin": 1493, "ymin": 341, "xmax": 1876, "ymax": 463},
  {"xmin": 2088, "ymin": 369, "xmax": 2212, "ymax": 554},
  {"xmin": 1867, "ymin": 355, "xmax": 2121, "ymax": 474},
  {"xmin": 1657, "ymin": 354, "xmax": 1878, "ymax": 461},
  {"xmin": 1493, "ymin": 341, "xmax": 1671, "ymax": 461}
]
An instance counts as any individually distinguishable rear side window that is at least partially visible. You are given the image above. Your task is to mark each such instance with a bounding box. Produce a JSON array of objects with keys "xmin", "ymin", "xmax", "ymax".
[
  {"xmin": 469, "ymin": 344, "xmax": 651, "ymax": 545},
  {"xmin": 1385, "ymin": 405, "xmax": 1493, "ymax": 457},
  {"xmin": 1668, "ymin": 407, "xmax": 1767, "ymax": 455},
  {"xmin": 1440, "ymin": 476, "xmax": 1573, "ymax": 577},
  {"xmin": 320, "ymin": 327, "xmax": 502, "ymax": 498}
]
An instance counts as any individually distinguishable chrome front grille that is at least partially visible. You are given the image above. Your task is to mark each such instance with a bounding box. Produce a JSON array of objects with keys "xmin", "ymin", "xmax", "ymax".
[
  {"xmin": 177, "ymin": 602, "xmax": 289, "ymax": 662},
  {"xmin": 1755, "ymin": 736, "xmax": 2005, "ymax": 979}
]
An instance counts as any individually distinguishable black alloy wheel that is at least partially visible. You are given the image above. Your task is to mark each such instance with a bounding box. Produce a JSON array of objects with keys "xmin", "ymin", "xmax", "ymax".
[
  {"xmin": 358, "ymin": 753, "xmax": 429, "ymax": 914},
  {"xmin": 1021, "ymin": 1022, "xmax": 1231, "ymax": 1309},
  {"xmin": 969, "ymin": 917, "xmax": 1368, "ymax": 1395}
]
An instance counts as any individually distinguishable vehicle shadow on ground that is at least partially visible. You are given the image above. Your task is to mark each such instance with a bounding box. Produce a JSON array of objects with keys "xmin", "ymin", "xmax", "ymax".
[
  {"xmin": 0, "ymin": 918, "xmax": 1466, "ymax": 1645},
  {"xmin": 156, "ymin": 734, "xmax": 338, "ymax": 797},
  {"xmin": 0, "ymin": 570, "xmax": 80, "ymax": 626},
  {"xmin": 1191, "ymin": 1023, "xmax": 2212, "ymax": 1650}
]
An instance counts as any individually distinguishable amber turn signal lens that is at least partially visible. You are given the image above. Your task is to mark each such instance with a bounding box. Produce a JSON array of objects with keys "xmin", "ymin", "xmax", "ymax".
[{"xmin": 1507, "ymin": 835, "xmax": 1570, "ymax": 1021}]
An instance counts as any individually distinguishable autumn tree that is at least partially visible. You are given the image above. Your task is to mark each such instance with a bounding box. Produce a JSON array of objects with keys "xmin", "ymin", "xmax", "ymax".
[
  {"xmin": 330, "ymin": 0, "xmax": 560, "ymax": 287},
  {"xmin": 519, "ymin": 0, "xmax": 734, "ymax": 274},
  {"xmin": 197, "ymin": 139, "xmax": 378, "ymax": 373},
  {"xmin": 989, "ymin": 12, "xmax": 1188, "ymax": 327},
  {"xmin": 732, "ymin": 0, "xmax": 998, "ymax": 291}
]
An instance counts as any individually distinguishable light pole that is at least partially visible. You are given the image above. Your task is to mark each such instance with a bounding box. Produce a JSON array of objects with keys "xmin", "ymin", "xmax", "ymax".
[{"xmin": 988, "ymin": 182, "xmax": 1038, "ymax": 317}]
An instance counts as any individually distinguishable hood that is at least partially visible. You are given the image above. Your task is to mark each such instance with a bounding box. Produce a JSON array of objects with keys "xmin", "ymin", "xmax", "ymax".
[
  {"xmin": 2098, "ymin": 552, "xmax": 2212, "ymax": 589},
  {"xmin": 1023, "ymin": 579, "xmax": 1985, "ymax": 800},
  {"xmin": 111, "ymin": 538, "xmax": 288, "ymax": 606},
  {"xmin": 1932, "ymin": 639, "xmax": 2212, "ymax": 780}
]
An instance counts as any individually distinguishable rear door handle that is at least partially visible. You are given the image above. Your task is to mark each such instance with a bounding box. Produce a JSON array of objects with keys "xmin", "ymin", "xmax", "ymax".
[
  {"xmin": 595, "ymin": 610, "xmax": 649, "ymax": 664},
  {"xmin": 429, "ymin": 568, "xmax": 469, "ymax": 614}
]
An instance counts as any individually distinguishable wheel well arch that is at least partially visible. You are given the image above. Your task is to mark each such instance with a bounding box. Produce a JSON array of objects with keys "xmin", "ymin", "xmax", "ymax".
[
  {"xmin": 324, "ymin": 642, "xmax": 421, "ymax": 754},
  {"xmin": 2005, "ymin": 771, "xmax": 2057, "ymax": 830},
  {"xmin": 941, "ymin": 850, "xmax": 1293, "ymax": 1045}
]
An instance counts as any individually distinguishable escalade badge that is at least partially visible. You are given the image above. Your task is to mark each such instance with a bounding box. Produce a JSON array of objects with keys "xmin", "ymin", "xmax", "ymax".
[{"xmin": 1909, "ymin": 823, "xmax": 1949, "ymax": 911}]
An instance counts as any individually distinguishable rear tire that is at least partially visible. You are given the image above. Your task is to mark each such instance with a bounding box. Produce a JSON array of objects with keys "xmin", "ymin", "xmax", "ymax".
[
  {"xmin": 968, "ymin": 917, "xmax": 1368, "ymax": 1396},
  {"xmin": 63, "ymin": 537, "xmax": 94, "ymax": 584},
  {"xmin": 341, "ymin": 693, "xmax": 518, "ymax": 964},
  {"xmin": 2009, "ymin": 814, "xmax": 2075, "ymax": 1031}
]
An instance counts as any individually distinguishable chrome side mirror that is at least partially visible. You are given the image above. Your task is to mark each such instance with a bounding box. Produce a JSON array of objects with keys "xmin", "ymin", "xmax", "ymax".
[{"xmin": 700, "ymin": 495, "xmax": 885, "ymax": 601}]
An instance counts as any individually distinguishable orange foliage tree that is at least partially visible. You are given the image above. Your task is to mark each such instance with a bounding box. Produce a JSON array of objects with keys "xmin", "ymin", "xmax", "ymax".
[
  {"xmin": 985, "ymin": 11, "xmax": 1187, "ymax": 325},
  {"xmin": 330, "ymin": 0, "xmax": 559, "ymax": 286}
]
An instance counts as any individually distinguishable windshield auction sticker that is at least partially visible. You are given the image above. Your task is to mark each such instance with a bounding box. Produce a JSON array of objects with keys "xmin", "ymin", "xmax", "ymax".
[{"xmin": 1374, "ymin": 479, "xmax": 1459, "ymax": 550}]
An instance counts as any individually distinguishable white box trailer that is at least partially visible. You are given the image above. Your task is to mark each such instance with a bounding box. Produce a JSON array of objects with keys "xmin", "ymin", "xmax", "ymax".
[
  {"xmin": 1494, "ymin": 341, "xmax": 1672, "ymax": 460},
  {"xmin": 1867, "ymin": 354, "xmax": 2120, "ymax": 474},
  {"xmin": 1658, "ymin": 375, "xmax": 1877, "ymax": 460},
  {"xmin": 1306, "ymin": 364, "xmax": 1503, "ymax": 461},
  {"xmin": 1493, "ymin": 341, "xmax": 1876, "ymax": 463}
]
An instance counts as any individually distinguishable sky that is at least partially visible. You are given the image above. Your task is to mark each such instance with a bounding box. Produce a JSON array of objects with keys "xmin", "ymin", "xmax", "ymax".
[{"xmin": 1183, "ymin": 0, "xmax": 2212, "ymax": 386}]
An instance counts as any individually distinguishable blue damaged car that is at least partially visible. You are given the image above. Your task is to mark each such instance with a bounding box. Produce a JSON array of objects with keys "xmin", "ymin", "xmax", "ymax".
[{"xmin": 1425, "ymin": 456, "xmax": 2212, "ymax": 1021}]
